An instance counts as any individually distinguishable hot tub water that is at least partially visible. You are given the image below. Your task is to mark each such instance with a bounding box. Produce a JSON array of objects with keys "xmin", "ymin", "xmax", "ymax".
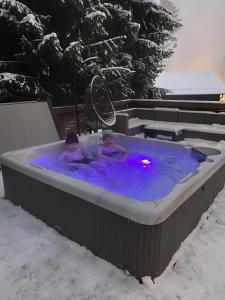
[{"xmin": 31, "ymin": 144, "xmax": 206, "ymax": 202}]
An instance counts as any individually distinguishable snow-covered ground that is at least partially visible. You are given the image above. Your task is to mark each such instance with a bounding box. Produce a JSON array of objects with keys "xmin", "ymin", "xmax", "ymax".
[{"xmin": 1, "ymin": 138, "xmax": 225, "ymax": 300}]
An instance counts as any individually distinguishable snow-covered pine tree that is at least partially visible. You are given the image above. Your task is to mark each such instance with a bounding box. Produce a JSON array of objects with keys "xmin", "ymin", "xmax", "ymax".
[
  {"xmin": 0, "ymin": 0, "xmax": 132, "ymax": 104},
  {"xmin": 107, "ymin": 0, "xmax": 182, "ymax": 98},
  {"xmin": 160, "ymin": 0, "xmax": 181, "ymax": 50},
  {"xmin": 70, "ymin": 0, "xmax": 132, "ymax": 101},
  {"xmin": 0, "ymin": 0, "xmax": 44, "ymax": 102},
  {"xmin": 0, "ymin": 0, "xmax": 181, "ymax": 105},
  {"xmin": 160, "ymin": 0, "xmax": 180, "ymax": 20},
  {"xmin": 0, "ymin": 0, "xmax": 80, "ymax": 104},
  {"xmin": 80, "ymin": 0, "xmax": 182, "ymax": 99}
]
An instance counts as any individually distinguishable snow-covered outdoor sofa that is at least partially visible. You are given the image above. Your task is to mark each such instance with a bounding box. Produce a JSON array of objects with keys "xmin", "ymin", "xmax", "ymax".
[{"xmin": 111, "ymin": 107, "xmax": 225, "ymax": 141}]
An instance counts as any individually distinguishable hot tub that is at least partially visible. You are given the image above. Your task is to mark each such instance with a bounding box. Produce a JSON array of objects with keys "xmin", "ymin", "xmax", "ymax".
[{"xmin": 1, "ymin": 133, "xmax": 225, "ymax": 280}]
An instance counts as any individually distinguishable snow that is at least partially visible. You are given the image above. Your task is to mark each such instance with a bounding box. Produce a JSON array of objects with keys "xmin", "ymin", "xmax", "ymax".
[
  {"xmin": 151, "ymin": 6, "xmax": 176, "ymax": 22},
  {"xmin": 0, "ymin": 8, "xmax": 8, "ymax": 17},
  {"xmin": 87, "ymin": 36, "xmax": 126, "ymax": 55},
  {"xmin": 132, "ymin": 0, "xmax": 161, "ymax": 5},
  {"xmin": 114, "ymin": 8, "xmax": 131, "ymax": 19},
  {"xmin": 83, "ymin": 56, "xmax": 98, "ymax": 64},
  {"xmin": 38, "ymin": 33, "xmax": 63, "ymax": 58},
  {"xmin": 145, "ymin": 122, "xmax": 184, "ymax": 133},
  {"xmin": 128, "ymin": 118, "xmax": 225, "ymax": 134},
  {"xmin": 1, "ymin": 137, "xmax": 225, "ymax": 299},
  {"xmin": 20, "ymin": 13, "xmax": 43, "ymax": 37},
  {"xmin": 129, "ymin": 21, "xmax": 141, "ymax": 31},
  {"xmin": 64, "ymin": 41, "xmax": 84, "ymax": 59},
  {"xmin": 101, "ymin": 66, "xmax": 135, "ymax": 73},
  {"xmin": 85, "ymin": 11, "xmax": 107, "ymax": 20},
  {"xmin": 0, "ymin": 72, "xmax": 17, "ymax": 83},
  {"xmin": 137, "ymin": 38, "xmax": 158, "ymax": 49},
  {"xmin": 38, "ymin": 33, "xmax": 59, "ymax": 51},
  {"xmin": 131, "ymin": 98, "xmax": 225, "ymax": 105},
  {"xmin": 0, "ymin": 73, "xmax": 31, "ymax": 95},
  {"xmin": 155, "ymin": 71, "xmax": 225, "ymax": 95},
  {"xmin": 0, "ymin": 0, "xmax": 32, "ymax": 17},
  {"xmin": 20, "ymin": 13, "xmax": 36, "ymax": 25},
  {"xmin": 42, "ymin": 32, "xmax": 57, "ymax": 41}
]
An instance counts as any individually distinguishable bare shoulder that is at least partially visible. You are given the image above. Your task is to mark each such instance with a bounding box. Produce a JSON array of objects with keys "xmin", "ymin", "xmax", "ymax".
[
  {"xmin": 97, "ymin": 144, "xmax": 105, "ymax": 156},
  {"xmin": 97, "ymin": 143, "xmax": 104, "ymax": 150},
  {"xmin": 59, "ymin": 151, "xmax": 66, "ymax": 161},
  {"xmin": 115, "ymin": 144, "xmax": 127, "ymax": 152}
]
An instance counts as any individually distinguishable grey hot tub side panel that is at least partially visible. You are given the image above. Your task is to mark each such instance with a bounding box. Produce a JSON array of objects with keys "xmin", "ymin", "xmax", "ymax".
[
  {"xmin": 2, "ymin": 157, "xmax": 225, "ymax": 280},
  {"xmin": 1, "ymin": 164, "xmax": 161, "ymax": 279}
]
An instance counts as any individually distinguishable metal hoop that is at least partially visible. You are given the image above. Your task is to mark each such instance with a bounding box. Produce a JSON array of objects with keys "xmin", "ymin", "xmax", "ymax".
[{"xmin": 90, "ymin": 75, "xmax": 116, "ymax": 127}]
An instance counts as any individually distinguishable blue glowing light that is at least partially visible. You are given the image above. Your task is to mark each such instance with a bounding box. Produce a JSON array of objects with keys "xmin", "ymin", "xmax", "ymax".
[
  {"xmin": 124, "ymin": 154, "xmax": 153, "ymax": 169},
  {"xmin": 141, "ymin": 159, "xmax": 151, "ymax": 165},
  {"xmin": 31, "ymin": 144, "xmax": 205, "ymax": 202}
]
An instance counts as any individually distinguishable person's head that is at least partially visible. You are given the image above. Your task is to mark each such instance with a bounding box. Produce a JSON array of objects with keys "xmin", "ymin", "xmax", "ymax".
[
  {"xmin": 102, "ymin": 133, "xmax": 114, "ymax": 146},
  {"xmin": 65, "ymin": 132, "xmax": 79, "ymax": 150}
]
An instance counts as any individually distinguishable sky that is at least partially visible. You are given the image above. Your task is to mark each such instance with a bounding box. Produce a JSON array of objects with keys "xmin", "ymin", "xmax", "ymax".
[{"xmin": 165, "ymin": 0, "xmax": 225, "ymax": 82}]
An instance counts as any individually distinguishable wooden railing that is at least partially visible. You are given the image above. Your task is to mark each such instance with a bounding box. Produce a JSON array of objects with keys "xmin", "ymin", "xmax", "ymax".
[
  {"xmin": 53, "ymin": 100, "xmax": 129, "ymax": 136},
  {"xmin": 53, "ymin": 99, "xmax": 225, "ymax": 136},
  {"xmin": 129, "ymin": 99, "xmax": 225, "ymax": 112}
]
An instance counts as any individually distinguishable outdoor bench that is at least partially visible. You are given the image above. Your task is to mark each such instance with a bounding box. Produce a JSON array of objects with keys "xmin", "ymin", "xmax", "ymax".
[{"xmin": 144, "ymin": 125, "xmax": 185, "ymax": 141}]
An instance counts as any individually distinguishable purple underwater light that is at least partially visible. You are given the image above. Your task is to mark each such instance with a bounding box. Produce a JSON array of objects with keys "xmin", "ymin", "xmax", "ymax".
[
  {"xmin": 31, "ymin": 144, "xmax": 204, "ymax": 202},
  {"xmin": 124, "ymin": 154, "xmax": 153, "ymax": 169},
  {"xmin": 140, "ymin": 159, "xmax": 151, "ymax": 167}
]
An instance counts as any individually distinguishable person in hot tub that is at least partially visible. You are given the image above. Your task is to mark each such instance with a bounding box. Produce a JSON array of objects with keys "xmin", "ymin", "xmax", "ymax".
[
  {"xmin": 97, "ymin": 131, "xmax": 127, "ymax": 162},
  {"xmin": 60, "ymin": 132, "xmax": 93, "ymax": 168}
]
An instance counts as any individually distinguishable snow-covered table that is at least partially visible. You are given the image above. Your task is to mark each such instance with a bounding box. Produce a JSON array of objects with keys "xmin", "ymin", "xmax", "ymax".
[{"xmin": 144, "ymin": 124, "xmax": 185, "ymax": 141}]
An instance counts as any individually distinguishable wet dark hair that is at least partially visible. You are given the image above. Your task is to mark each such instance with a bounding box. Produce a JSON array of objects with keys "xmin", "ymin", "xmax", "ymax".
[
  {"xmin": 102, "ymin": 133, "xmax": 113, "ymax": 141},
  {"xmin": 65, "ymin": 132, "xmax": 79, "ymax": 145}
]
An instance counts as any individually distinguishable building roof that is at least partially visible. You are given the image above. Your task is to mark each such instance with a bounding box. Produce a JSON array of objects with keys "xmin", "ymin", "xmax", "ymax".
[{"xmin": 155, "ymin": 71, "xmax": 225, "ymax": 95}]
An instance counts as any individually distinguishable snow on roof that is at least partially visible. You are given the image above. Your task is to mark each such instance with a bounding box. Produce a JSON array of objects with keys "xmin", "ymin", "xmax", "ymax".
[
  {"xmin": 132, "ymin": 0, "xmax": 161, "ymax": 5},
  {"xmin": 155, "ymin": 71, "xmax": 225, "ymax": 95}
]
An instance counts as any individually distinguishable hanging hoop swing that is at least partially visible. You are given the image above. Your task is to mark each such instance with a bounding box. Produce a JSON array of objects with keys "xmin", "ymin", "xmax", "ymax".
[{"xmin": 90, "ymin": 75, "xmax": 116, "ymax": 127}]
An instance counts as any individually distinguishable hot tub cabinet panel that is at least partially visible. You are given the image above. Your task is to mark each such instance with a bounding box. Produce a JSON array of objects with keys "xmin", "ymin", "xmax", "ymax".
[
  {"xmin": 2, "ymin": 162, "xmax": 225, "ymax": 280},
  {"xmin": 1, "ymin": 135, "xmax": 225, "ymax": 280}
]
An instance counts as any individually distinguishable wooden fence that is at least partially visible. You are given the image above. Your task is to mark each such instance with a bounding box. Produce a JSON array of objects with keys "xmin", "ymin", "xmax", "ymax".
[
  {"xmin": 53, "ymin": 99, "xmax": 225, "ymax": 136},
  {"xmin": 53, "ymin": 100, "xmax": 129, "ymax": 136},
  {"xmin": 129, "ymin": 99, "xmax": 225, "ymax": 112}
]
